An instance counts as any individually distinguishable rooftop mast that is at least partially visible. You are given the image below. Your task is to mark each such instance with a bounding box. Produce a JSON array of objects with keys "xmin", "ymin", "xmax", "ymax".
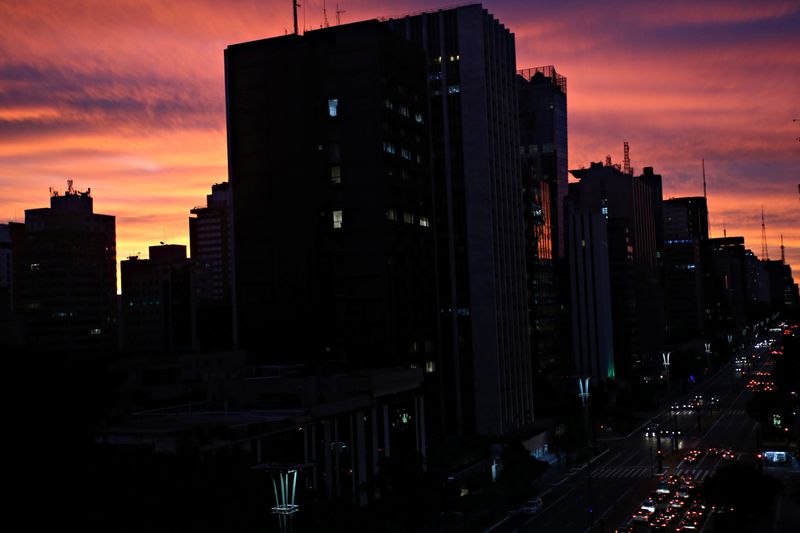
[
  {"xmin": 292, "ymin": 1, "xmax": 299, "ymax": 34},
  {"xmin": 761, "ymin": 206, "xmax": 769, "ymax": 260},
  {"xmin": 623, "ymin": 141, "xmax": 631, "ymax": 175}
]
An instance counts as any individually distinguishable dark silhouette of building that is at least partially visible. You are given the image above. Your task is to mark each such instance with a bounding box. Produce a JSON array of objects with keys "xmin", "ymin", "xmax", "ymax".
[
  {"xmin": 568, "ymin": 162, "xmax": 665, "ymax": 379},
  {"xmin": 518, "ymin": 66, "xmax": 569, "ymax": 390},
  {"xmin": 189, "ymin": 182, "xmax": 233, "ymax": 350},
  {"xmin": 704, "ymin": 237, "xmax": 747, "ymax": 333},
  {"xmin": 662, "ymin": 196, "xmax": 708, "ymax": 339},
  {"xmin": 121, "ymin": 244, "xmax": 192, "ymax": 357},
  {"xmin": 0, "ymin": 224, "xmax": 11, "ymax": 319},
  {"xmin": 565, "ymin": 204, "xmax": 615, "ymax": 382},
  {"xmin": 763, "ymin": 259, "xmax": 799, "ymax": 309},
  {"xmin": 18, "ymin": 181, "xmax": 117, "ymax": 356},
  {"xmin": 387, "ymin": 4, "xmax": 533, "ymax": 437},
  {"xmin": 226, "ymin": 22, "xmax": 436, "ymax": 381}
]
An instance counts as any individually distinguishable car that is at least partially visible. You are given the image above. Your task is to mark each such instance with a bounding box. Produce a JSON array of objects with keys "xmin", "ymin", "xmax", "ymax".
[
  {"xmin": 669, "ymin": 498, "xmax": 686, "ymax": 509},
  {"xmin": 520, "ymin": 497, "xmax": 543, "ymax": 514},
  {"xmin": 641, "ymin": 498, "xmax": 656, "ymax": 513},
  {"xmin": 645, "ymin": 424, "xmax": 660, "ymax": 437},
  {"xmin": 632, "ymin": 509, "xmax": 652, "ymax": 522},
  {"xmin": 707, "ymin": 447, "xmax": 719, "ymax": 456},
  {"xmin": 721, "ymin": 449, "xmax": 735, "ymax": 461}
]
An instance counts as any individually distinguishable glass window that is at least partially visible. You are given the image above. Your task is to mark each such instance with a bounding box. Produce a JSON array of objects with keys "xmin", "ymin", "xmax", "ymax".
[
  {"xmin": 403, "ymin": 212, "xmax": 414, "ymax": 224},
  {"xmin": 425, "ymin": 361, "xmax": 435, "ymax": 373},
  {"xmin": 328, "ymin": 98, "xmax": 338, "ymax": 117},
  {"xmin": 419, "ymin": 216, "xmax": 429, "ymax": 227},
  {"xmin": 399, "ymin": 106, "xmax": 409, "ymax": 117},
  {"xmin": 447, "ymin": 85, "xmax": 460, "ymax": 94},
  {"xmin": 384, "ymin": 99, "xmax": 394, "ymax": 111},
  {"xmin": 333, "ymin": 210, "xmax": 343, "ymax": 229},
  {"xmin": 383, "ymin": 141, "xmax": 395, "ymax": 154},
  {"xmin": 415, "ymin": 113, "xmax": 424, "ymax": 124},
  {"xmin": 330, "ymin": 166, "xmax": 342, "ymax": 184},
  {"xmin": 401, "ymin": 148, "xmax": 412, "ymax": 160},
  {"xmin": 386, "ymin": 209, "xmax": 397, "ymax": 221}
]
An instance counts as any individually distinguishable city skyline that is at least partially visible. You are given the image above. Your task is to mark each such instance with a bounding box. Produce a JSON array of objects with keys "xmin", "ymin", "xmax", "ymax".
[{"xmin": 0, "ymin": 0, "xmax": 798, "ymax": 269}]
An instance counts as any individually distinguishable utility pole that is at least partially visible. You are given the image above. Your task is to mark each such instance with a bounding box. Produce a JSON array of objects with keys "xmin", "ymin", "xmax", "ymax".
[{"xmin": 292, "ymin": 0, "xmax": 299, "ymax": 34}]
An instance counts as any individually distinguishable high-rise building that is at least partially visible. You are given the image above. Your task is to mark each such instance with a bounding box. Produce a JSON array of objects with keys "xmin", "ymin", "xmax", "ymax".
[
  {"xmin": 19, "ymin": 181, "xmax": 117, "ymax": 356},
  {"xmin": 662, "ymin": 196, "xmax": 708, "ymax": 339},
  {"xmin": 388, "ymin": 5, "xmax": 533, "ymax": 436},
  {"xmin": 704, "ymin": 237, "xmax": 747, "ymax": 332},
  {"xmin": 226, "ymin": 22, "xmax": 437, "ymax": 378},
  {"xmin": 0, "ymin": 224, "xmax": 11, "ymax": 319},
  {"xmin": 189, "ymin": 182, "xmax": 233, "ymax": 350},
  {"xmin": 517, "ymin": 66, "xmax": 569, "ymax": 386},
  {"xmin": 121, "ymin": 244, "xmax": 192, "ymax": 357},
  {"xmin": 568, "ymin": 162, "xmax": 664, "ymax": 378}
]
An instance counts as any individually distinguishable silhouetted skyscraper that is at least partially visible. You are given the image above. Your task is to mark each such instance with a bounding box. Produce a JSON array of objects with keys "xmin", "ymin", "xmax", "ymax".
[
  {"xmin": 226, "ymin": 22, "xmax": 436, "ymax": 375},
  {"xmin": 568, "ymin": 162, "xmax": 664, "ymax": 378},
  {"xmin": 19, "ymin": 182, "xmax": 117, "ymax": 356},
  {"xmin": 662, "ymin": 196, "xmax": 708, "ymax": 339},
  {"xmin": 189, "ymin": 182, "xmax": 233, "ymax": 350},
  {"xmin": 388, "ymin": 5, "xmax": 533, "ymax": 436},
  {"xmin": 121, "ymin": 244, "xmax": 191, "ymax": 357},
  {"xmin": 518, "ymin": 66, "xmax": 569, "ymax": 388}
]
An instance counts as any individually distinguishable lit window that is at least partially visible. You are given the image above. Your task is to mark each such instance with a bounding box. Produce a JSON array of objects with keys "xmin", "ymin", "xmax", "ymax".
[
  {"xmin": 330, "ymin": 166, "xmax": 342, "ymax": 184},
  {"xmin": 386, "ymin": 209, "xmax": 397, "ymax": 221},
  {"xmin": 425, "ymin": 361, "xmax": 435, "ymax": 373},
  {"xmin": 411, "ymin": 341, "xmax": 419, "ymax": 353},
  {"xmin": 328, "ymin": 98, "xmax": 338, "ymax": 117},
  {"xmin": 333, "ymin": 210, "xmax": 343, "ymax": 229},
  {"xmin": 448, "ymin": 85, "xmax": 460, "ymax": 94},
  {"xmin": 601, "ymin": 207, "xmax": 608, "ymax": 215},
  {"xmin": 434, "ymin": 56, "xmax": 442, "ymax": 64},
  {"xmin": 384, "ymin": 99, "xmax": 394, "ymax": 110},
  {"xmin": 89, "ymin": 328, "xmax": 102, "ymax": 335},
  {"xmin": 399, "ymin": 106, "xmax": 409, "ymax": 117},
  {"xmin": 415, "ymin": 113, "xmax": 423, "ymax": 124},
  {"xmin": 30, "ymin": 263, "xmax": 40, "ymax": 271},
  {"xmin": 419, "ymin": 216, "xmax": 429, "ymax": 227},
  {"xmin": 401, "ymin": 148, "xmax": 412, "ymax": 160},
  {"xmin": 416, "ymin": 154, "xmax": 423, "ymax": 164},
  {"xmin": 403, "ymin": 212, "xmax": 414, "ymax": 224},
  {"xmin": 383, "ymin": 141, "xmax": 396, "ymax": 154},
  {"xmin": 424, "ymin": 340, "xmax": 434, "ymax": 352}
]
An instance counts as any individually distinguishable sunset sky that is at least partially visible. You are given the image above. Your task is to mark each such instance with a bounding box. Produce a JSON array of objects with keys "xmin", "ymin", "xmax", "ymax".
[{"xmin": 1, "ymin": 0, "xmax": 798, "ymax": 277}]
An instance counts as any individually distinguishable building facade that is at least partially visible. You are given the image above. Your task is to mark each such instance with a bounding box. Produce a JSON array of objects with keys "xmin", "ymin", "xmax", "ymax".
[
  {"xmin": 19, "ymin": 182, "xmax": 117, "ymax": 356},
  {"xmin": 387, "ymin": 5, "xmax": 533, "ymax": 436},
  {"xmin": 189, "ymin": 182, "xmax": 234, "ymax": 350},
  {"xmin": 226, "ymin": 22, "xmax": 437, "ymax": 374}
]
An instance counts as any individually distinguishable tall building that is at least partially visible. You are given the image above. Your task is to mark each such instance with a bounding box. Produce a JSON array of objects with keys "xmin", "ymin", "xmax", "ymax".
[
  {"xmin": 568, "ymin": 162, "xmax": 664, "ymax": 379},
  {"xmin": 518, "ymin": 66, "xmax": 569, "ymax": 383},
  {"xmin": 226, "ymin": 22, "xmax": 437, "ymax": 378},
  {"xmin": 662, "ymin": 196, "xmax": 708, "ymax": 339},
  {"xmin": 387, "ymin": 5, "xmax": 533, "ymax": 436},
  {"xmin": 19, "ymin": 181, "xmax": 117, "ymax": 356},
  {"xmin": 121, "ymin": 244, "xmax": 192, "ymax": 357},
  {"xmin": 0, "ymin": 224, "xmax": 11, "ymax": 319},
  {"xmin": 704, "ymin": 237, "xmax": 747, "ymax": 332},
  {"xmin": 189, "ymin": 182, "xmax": 233, "ymax": 350},
  {"xmin": 565, "ymin": 206, "xmax": 615, "ymax": 381}
]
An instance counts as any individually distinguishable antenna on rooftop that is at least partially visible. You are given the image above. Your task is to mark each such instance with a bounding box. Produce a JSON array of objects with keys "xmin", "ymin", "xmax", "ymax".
[
  {"xmin": 336, "ymin": 4, "xmax": 345, "ymax": 25},
  {"xmin": 292, "ymin": 1, "xmax": 299, "ymax": 34},
  {"xmin": 605, "ymin": 154, "xmax": 612, "ymax": 167},
  {"xmin": 323, "ymin": 0, "xmax": 330, "ymax": 27},
  {"xmin": 781, "ymin": 234, "xmax": 785, "ymax": 264},
  {"xmin": 761, "ymin": 206, "xmax": 769, "ymax": 260},
  {"xmin": 623, "ymin": 141, "xmax": 631, "ymax": 175},
  {"xmin": 702, "ymin": 159, "xmax": 707, "ymax": 199},
  {"xmin": 67, "ymin": 179, "xmax": 74, "ymax": 194}
]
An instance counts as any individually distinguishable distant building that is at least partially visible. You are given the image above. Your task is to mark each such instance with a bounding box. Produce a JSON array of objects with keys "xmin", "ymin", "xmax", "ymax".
[
  {"xmin": 189, "ymin": 182, "xmax": 233, "ymax": 350},
  {"xmin": 518, "ymin": 66, "xmax": 569, "ymax": 382},
  {"xmin": 0, "ymin": 224, "xmax": 11, "ymax": 318},
  {"xmin": 121, "ymin": 244, "xmax": 191, "ymax": 357},
  {"xmin": 704, "ymin": 237, "xmax": 747, "ymax": 333},
  {"xmin": 763, "ymin": 259, "xmax": 799, "ymax": 309},
  {"xmin": 19, "ymin": 181, "xmax": 117, "ymax": 356},
  {"xmin": 568, "ymin": 162, "xmax": 665, "ymax": 379},
  {"xmin": 388, "ymin": 4, "xmax": 534, "ymax": 436},
  {"xmin": 662, "ymin": 197, "xmax": 708, "ymax": 339}
]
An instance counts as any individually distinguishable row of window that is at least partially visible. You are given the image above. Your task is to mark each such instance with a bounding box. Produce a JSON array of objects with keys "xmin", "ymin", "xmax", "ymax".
[
  {"xmin": 383, "ymin": 142, "xmax": 423, "ymax": 163},
  {"xmin": 329, "ymin": 97, "xmax": 425, "ymax": 124},
  {"xmin": 332, "ymin": 210, "xmax": 429, "ymax": 229}
]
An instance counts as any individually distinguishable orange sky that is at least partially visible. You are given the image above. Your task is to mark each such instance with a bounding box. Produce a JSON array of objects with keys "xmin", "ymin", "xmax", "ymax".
[{"xmin": 1, "ymin": 0, "xmax": 798, "ymax": 282}]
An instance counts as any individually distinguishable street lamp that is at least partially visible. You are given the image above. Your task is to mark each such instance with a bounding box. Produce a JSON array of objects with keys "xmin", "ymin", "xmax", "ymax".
[{"xmin": 578, "ymin": 377, "xmax": 593, "ymax": 531}]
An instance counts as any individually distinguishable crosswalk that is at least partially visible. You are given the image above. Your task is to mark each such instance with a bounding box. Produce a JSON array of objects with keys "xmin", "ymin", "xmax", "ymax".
[
  {"xmin": 588, "ymin": 465, "xmax": 715, "ymax": 481},
  {"xmin": 669, "ymin": 408, "xmax": 746, "ymax": 416}
]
